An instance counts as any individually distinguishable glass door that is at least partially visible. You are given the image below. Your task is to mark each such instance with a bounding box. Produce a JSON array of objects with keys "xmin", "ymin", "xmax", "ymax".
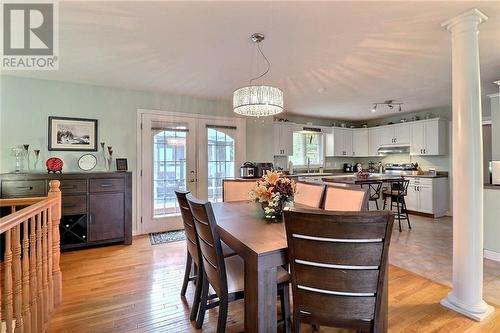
[{"xmin": 141, "ymin": 113, "xmax": 197, "ymax": 233}]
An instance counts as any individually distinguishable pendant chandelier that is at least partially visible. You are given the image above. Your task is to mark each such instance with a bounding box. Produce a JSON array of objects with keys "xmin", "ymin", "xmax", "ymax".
[{"xmin": 233, "ymin": 33, "xmax": 284, "ymax": 117}]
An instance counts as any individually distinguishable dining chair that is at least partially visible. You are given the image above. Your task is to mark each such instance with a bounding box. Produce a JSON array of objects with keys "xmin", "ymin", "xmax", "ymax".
[
  {"xmin": 383, "ymin": 178, "xmax": 411, "ymax": 232},
  {"xmin": 283, "ymin": 208, "xmax": 394, "ymax": 333},
  {"xmin": 174, "ymin": 190, "xmax": 236, "ymax": 321},
  {"xmin": 322, "ymin": 184, "xmax": 369, "ymax": 211},
  {"xmin": 222, "ymin": 179, "xmax": 257, "ymax": 202},
  {"xmin": 293, "ymin": 181, "xmax": 326, "ymax": 208},
  {"xmin": 186, "ymin": 194, "xmax": 291, "ymax": 333}
]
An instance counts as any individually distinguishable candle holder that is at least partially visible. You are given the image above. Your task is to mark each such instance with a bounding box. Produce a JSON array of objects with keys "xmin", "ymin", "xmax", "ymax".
[{"xmin": 33, "ymin": 150, "xmax": 41, "ymax": 170}]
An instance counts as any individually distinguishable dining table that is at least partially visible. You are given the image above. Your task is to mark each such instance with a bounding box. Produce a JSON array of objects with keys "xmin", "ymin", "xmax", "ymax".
[{"xmin": 212, "ymin": 200, "xmax": 388, "ymax": 332}]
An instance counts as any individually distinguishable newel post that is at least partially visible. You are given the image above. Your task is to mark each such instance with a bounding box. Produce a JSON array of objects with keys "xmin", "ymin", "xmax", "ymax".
[{"xmin": 48, "ymin": 180, "xmax": 62, "ymax": 306}]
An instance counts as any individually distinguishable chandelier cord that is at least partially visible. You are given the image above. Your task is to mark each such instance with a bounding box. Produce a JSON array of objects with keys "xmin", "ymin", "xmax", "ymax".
[{"xmin": 249, "ymin": 42, "xmax": 271, "ymax": 85}]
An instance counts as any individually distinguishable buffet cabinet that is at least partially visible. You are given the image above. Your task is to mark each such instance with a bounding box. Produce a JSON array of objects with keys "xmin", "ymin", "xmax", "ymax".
[{"xmin": 0, "ymin": 172, "xmax": 132, "ymax": 250}]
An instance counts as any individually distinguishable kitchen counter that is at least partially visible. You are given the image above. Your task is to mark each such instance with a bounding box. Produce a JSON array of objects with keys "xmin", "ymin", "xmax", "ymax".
[
  {"xmin": 396, "ymin": 173, "xmax": 448, "ymax": 178},
  {"xmin": 484, "ymin": 184, "xmax": 500, "ymax": 190},
  {"xmin": 321, "ymin": 174, "xmax": 407, "ymax": 185}
]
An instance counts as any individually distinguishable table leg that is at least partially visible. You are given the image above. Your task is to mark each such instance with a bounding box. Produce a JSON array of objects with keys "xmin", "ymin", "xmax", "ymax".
[{"xmin": 244, "ymin": 262, "xmax": 278, "ymax": 333}]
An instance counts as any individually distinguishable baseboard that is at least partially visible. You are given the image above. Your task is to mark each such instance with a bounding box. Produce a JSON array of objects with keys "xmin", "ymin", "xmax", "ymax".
[{"xmin": 484, "ymin": 249, "xmax": 500, "ymax": 262}]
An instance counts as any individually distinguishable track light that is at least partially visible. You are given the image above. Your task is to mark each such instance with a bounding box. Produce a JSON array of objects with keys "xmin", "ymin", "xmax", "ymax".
[
  {"xmin": 371, "ymin": 100, "xmax": 404, "ymax": 113},
  {"xmin": 371, "ymin": 104, "xmax": 377, "ymax": 113},
  {"xmin": 398, "ymin": 104, "xmax": 402, "ymax": 112}
]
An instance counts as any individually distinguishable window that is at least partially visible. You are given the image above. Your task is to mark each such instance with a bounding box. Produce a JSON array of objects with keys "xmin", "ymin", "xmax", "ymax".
[
  {"xmin": 207, "ymin": 128, "xmax": 235, "ymax": 202},
  {"xmin": 290, "ymin": 132, "xmax": 323, "ymax": 166}
]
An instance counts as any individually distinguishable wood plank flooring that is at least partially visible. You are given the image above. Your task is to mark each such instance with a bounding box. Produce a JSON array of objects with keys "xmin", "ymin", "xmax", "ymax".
[{"xmin": 47, "ymin": 235, "xmax": 500, "ymax": 333}]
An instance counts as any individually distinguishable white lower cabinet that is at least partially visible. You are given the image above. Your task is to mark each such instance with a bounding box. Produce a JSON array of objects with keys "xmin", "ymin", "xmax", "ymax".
[{"xmin": 404, "ymin": 177, "xmax": 449, "ymax": 217}]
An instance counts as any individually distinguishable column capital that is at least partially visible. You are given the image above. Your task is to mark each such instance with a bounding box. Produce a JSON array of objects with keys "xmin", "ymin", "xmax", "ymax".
[{"xmin": 441, "ymin": 8, "xmax": 488, "ymax": 32}]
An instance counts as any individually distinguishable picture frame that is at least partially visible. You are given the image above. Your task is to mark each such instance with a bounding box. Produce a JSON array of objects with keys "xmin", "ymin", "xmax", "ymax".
[
  {"xmin": 116, "ymin": 158, "xmax": 128, "ymax": 171},
  {"xmin": 48, "ymin": 116, "xmax": 98, "ymax": 151}
]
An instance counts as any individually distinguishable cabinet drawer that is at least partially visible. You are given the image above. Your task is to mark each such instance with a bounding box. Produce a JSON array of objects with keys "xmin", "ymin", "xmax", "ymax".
[
  {"xmin": 89, "ymin": 178, "xmax": 125, "ymax": 193},
  {"xmin": 59, "ymin": 180, "xmax": 87, "ymax": 194},
  {"xmin": 1, "ymin": 180, "xmax": 46, "ymax": 198},
  {"xmin": 62, "ymin": 195, "xmax": 87, "ymax": 215}
]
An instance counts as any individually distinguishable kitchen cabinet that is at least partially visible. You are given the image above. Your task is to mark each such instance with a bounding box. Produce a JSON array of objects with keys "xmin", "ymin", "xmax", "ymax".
[
  {"xmin": 377, "ymin": 123, "xmax": 410, "ymax": 146},
  {"xmin": 89, "ymin": 192, "xmax": 125, "ymax": 242},
  {"xmin": 325, "ymin": 128, "xmax": 352, "ymax": 157},
  {"xmin": 273, "ymin": 123, "xmax": 295, "ymax": 156},
  {"xmin": 410, "ymin": 119, "xmax": 448, "ymax": 155},
  {"xmin": 352, "ymin": 129, "xmax": 369, "ymax": 157},
  {"xmin": 404, "ymin": 177, "xmax": 448, "ymax": 217}
]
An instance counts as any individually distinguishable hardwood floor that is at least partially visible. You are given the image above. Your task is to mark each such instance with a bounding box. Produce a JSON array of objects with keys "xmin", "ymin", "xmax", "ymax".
[{"xmin": 47, "ymin": 235, "xmax": 500, "ymax": 333}]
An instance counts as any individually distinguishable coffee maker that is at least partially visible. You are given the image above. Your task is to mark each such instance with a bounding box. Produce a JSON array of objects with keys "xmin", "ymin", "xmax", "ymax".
[{"xmin": 343, "ymin": 163, "xmax": 353, "ymax": 173}]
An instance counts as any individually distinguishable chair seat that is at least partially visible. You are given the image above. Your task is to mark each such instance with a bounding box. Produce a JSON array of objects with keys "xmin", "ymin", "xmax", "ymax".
[
  {"xmin": 222, "ymin": 241, "xmax": 236, "ymax": 258},
  {"xmin": 383, "ymin": 190, "xmax": 407, "ymax": 197},
  {"xmin": 225, "ymin": 255, "xmax": 290, "ymax": 293}
]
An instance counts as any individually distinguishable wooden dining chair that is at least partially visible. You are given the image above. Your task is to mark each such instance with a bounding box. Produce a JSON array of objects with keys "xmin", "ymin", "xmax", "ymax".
[
  {"xmin": 186, "ymin": 194, "xmax": 291, "ymax": 333},
  {"xmin": 222, "ymin": 179, "xmax": 257, "ymax": 202},
  {"xmin": 283, "ymin": 208, "xmax": 394, "ymax": 333},
  {"xmin": 322, "ymin": 184, "xmax": 369, "ymax": 211},
  {"xmin": 174, "ymin": 191, "xmax": 235, "ymax": 321},
  {"xmin": 293, "ymin": 181, "xmax": 326, "ymax": 208}
]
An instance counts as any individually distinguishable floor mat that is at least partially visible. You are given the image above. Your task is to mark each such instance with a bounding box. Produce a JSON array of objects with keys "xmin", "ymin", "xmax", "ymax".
[{"xmin": 149, "ymin": 229, "xmax": 186, "ymax": 245}]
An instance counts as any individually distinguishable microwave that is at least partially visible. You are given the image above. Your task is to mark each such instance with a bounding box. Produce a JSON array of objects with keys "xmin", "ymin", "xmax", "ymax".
[{"xmin": 492, "ymin": 161, "xmax": 500, "ymax": 185}]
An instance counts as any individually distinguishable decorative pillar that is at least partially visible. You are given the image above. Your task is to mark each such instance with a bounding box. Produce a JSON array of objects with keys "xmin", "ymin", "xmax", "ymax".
[{"xmin": 441, "ymin": 9, "xmax": 494, "ymax": 321}]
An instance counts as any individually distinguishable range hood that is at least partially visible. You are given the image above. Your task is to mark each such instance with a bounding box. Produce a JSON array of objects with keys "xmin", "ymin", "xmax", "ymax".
[{"xmin": 377, "ymin": 144, "xmax": 410, "ymax": 155}]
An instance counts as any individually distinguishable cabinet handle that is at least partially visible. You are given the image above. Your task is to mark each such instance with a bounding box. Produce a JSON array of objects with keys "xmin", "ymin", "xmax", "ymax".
[
  {"xmin": 424, "ymin": 149, "xmax": 426, "ymax": 154},
  {"xmin": 61, "ymin": 185, "xmax": 76, "ymax": 189},
  {"xmin": 63, "ymin": 203, "xmax": 76, "ymax": 208},
  {"xmin": 16, "ymin": 186, "xmax": 33, "ymax": 190},
  {"xmin": 100, "ymin": 184, "xmax": 113, "ymax": 188}
]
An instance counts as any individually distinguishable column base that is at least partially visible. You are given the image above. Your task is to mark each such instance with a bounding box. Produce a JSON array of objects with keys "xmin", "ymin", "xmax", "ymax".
[{"xmin": 441, "ymin": 293, "xmax": 494, "ymax": 321}]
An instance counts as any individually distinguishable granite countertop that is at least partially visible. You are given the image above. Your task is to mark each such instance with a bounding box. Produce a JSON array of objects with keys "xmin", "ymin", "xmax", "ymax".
[
  {"xmin": 484, "ymin": 184, "xmax": 500, "ymax": 190},
  {"xmin": 321, "ymin": 174, "xmax": 407, "ymax": 185},
  {"xmin": 396, "ymin": 173, "xmax": 448, "ymax": 178}
]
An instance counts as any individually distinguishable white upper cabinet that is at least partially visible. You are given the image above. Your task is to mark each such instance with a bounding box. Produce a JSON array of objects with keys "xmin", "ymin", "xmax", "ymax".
[
  {"xmin": 410, "ymin": 119, "xmax": 448, "ymax": 155},
  {"xmin": 273, "ymin": 122, "xmax": 295, "ymax": 156},
  {"xmin": 326, "ymin": 128, "xmax": 353, "ymax": 157},
  {"xmin": 393, "ymin": 123, "xmax": 410, "ymax": 144},
  {"xmin": 352, "ymin": 129, "xmax": 369, "ymax": 157}
]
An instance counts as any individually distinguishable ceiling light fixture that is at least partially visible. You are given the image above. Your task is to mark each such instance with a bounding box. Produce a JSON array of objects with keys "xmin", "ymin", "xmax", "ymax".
[
  {"xmin": 233, "ymin": 33, "xmax": 284, "ymax": 117},
  {"xmin": 371, "ymin": 100, "xmax": 404, "ymax": 113}
]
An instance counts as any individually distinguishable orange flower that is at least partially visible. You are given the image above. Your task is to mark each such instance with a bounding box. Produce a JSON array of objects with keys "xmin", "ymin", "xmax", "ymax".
[
  {"xmin": 264, "ymin": 170, "xmax": 280, "ymax": 185},
  {"xmin": 253, "ymin": 184, "xmax": 273, "ymax": 202}
]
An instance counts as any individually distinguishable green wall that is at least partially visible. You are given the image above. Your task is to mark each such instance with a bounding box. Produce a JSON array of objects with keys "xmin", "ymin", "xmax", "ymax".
[{"xmin": 491, "ymin": 94, "xmax": 500, "ymax": 160}]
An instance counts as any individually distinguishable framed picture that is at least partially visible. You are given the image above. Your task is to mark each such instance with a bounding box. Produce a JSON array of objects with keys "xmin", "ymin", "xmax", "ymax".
[
  {"xmin": 116, "ymin": 158, "xmax": 128, "ymax": 171},
  {"xmin": 48, "ymin": 116, "xmax": 98, "ymax": 151}
]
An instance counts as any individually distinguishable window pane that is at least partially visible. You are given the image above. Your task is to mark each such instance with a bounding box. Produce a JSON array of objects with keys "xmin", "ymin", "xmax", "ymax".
[
  {"xmin": 207, "ymin": 128, "xmax": 236, "ymax": 203},
  {"xmin": 291, "ymin": 132, "xmax": 323, "ymax": 166}
]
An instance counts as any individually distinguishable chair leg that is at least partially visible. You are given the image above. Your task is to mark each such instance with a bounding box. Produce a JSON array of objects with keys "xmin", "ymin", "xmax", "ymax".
[
  {"xmin": 375, "ymin": 199, "xmax": 379, "ymax": 210},
  {"xmin": 312, "ymin": 324, "xmax": 320, "ymax": 331},
  {"xmin": 190, "ymin": 264, "xmax": 203, "ymax": 321},
  {"xmin": 293, "ymin": 309, "xmax": 301, "ymax": 333},
  {"xmin": 396, "ymin": 196, "xmax": 402, "ymax": 232},
  {"xmin": 383, "ymin": 196, "xmax": 387, "ymax": 210},
  {"xmin": 216, "ymin": 296, "xmax": 228, "ymax": 333},
  {"xmin": 181, "ymin": 251, "xmax": 192, "ymax": 297},
  {"xmin": 279, "ymin": 286, "xmax": 291, "ymax": 333},
  {"xmin": 195, "ymin": 273, "xmax": 209, "ymax": 329},
  {"xmin": 403, "ymin": 197, "xmax": 412, "ymax": 229}
]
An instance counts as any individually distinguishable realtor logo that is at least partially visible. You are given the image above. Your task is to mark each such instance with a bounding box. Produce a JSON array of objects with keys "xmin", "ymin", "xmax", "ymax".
[{"xmin": 1, "ymin": 2, "xmax": 58, "ymax": 70}]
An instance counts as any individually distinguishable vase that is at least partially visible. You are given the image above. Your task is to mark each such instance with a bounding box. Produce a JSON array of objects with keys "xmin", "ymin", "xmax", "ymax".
[{"xmin": 261, "ymin": 200, "xmax": 288, "ymax": 221}]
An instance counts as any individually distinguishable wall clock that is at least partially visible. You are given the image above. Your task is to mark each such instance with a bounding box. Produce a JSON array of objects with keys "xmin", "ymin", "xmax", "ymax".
[
  {"xmin": 46, "ymin": 157, "xmax": 63, "ymax": 173},
  {"xmin": 78, "ymin": 154, "xmax": 97, "ymax": 171}
]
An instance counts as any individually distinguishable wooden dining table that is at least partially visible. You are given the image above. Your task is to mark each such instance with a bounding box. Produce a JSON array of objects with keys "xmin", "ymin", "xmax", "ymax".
[
  {"xmin": 212, "ymin": 200, "xmax": 289, "ymax": 333},
  {"xmin": 212, "ymin": 200, "xmax": 389, "ymax": 333}
]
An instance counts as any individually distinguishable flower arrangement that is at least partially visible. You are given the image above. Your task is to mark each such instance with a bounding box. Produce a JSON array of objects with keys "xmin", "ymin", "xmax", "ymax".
[{"xmin": 249, "ymin": 170, "xmax": 296, "ymax": 219}]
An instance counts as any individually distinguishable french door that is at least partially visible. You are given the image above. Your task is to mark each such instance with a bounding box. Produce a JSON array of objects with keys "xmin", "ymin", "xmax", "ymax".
[{"xmin": 140, "ymin": 111, "xmax": 246, "ymax": 233}]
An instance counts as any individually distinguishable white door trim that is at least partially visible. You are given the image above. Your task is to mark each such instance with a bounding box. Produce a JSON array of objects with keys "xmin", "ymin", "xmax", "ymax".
[{"xmin": 136, "ymin": 109, "xmax": 246, "ymax": 235}]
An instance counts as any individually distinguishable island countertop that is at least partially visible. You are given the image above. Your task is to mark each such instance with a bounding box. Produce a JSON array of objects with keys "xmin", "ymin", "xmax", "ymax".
[{"xmin": 321, "ymin": 174, "xmax": 408, "ymax": 185}]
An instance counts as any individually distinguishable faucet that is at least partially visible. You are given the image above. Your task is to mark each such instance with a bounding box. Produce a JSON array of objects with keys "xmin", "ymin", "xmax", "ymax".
[{"xmin": 307, "ymin": 157, "xmax": 311, "ymax": 174}]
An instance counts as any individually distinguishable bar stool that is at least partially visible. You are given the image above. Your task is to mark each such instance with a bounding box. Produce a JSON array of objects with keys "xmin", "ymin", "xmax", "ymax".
[
  {"xmin": 362, "ymin": 181, "xmax": 383, "ymax": 210},
  {"xmin": 383, "ymin": 178, "xmax": 411, "ymax": 232}
]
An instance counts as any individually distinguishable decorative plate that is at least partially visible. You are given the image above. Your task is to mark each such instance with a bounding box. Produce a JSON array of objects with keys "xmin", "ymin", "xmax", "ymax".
[
  {"xmin": 78, "ymin": 154, "xmax": 97, "ymax": 171},
  {"xmin": 46, "ymin": 157, "xmax": 63, "ymax": 173}
]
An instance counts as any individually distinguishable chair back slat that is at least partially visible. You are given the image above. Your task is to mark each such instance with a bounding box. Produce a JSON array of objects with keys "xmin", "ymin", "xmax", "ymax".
[
  {"xmin": 294, "ymin": 182, "xmax": 326, "ymax": 208},
  {"xmin": 175, "ymin": 191, "xmax": 200, "ymax": 264},
  {"xmin": 322, "ymin": 185, "xmax": 369, "ymax": 211},
  {"xmin": 284, "ymin": 208, "xmax": 394, "ymax": 330},
  {"xmin": 222, "ymin": 179, "xmax": 257, "ymax": 202},
  {"xmin": 187, "ymin": 194, "xmax": 226, "ymax": 295}
]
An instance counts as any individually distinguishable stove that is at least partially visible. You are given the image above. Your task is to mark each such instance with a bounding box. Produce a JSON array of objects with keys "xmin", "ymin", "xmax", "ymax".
[{"xmin": 384, "ymin": 163, "xmax": 418, "ymax": 175}]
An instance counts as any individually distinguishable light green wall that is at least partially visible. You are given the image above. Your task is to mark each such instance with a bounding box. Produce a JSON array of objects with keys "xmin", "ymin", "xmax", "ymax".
[
  {"xmin": 491, "ymin": 94, "xmax": 500, "ymax": 160},
  {"xmin": 485, "ymin": 188, "xmax": 500, "ymax": 253}
]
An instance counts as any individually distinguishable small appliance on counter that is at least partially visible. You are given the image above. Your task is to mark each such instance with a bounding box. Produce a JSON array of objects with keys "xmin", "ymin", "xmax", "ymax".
[
  {"xmin": 368, "ymin": 161, "xmax": 376, "ymax": 173},
  {"xmin": 492, "ymin": 161, "xmax": 500, "ymax": 185},
  {"xmin": 240, "ymin": 162, "xmax": 256, "ymax": 178},
  {"xmin": 343, "ymin": 163, "xmax": 353, "ymax": 173},
  {"xmin": 384, "ymin": 163, "xmax": 418, "ymax": 174},
  {"xmin": 255, "ymin": 162, "xmax": 273, "ymax": 178}
]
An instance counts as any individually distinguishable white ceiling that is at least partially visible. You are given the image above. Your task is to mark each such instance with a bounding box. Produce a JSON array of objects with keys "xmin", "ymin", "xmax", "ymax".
[{"xmin": 7, "ymin": 1, "xmax": 500, "ymax": 120}]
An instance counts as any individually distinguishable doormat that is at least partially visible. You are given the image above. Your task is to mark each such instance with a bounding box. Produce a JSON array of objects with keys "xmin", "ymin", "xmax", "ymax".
[{"xmin": 149, "ymin": 230, "xmax": 186, "ymax": 245}]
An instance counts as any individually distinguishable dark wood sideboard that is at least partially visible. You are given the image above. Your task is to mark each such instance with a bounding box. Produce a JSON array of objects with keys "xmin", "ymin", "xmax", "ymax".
[{"xmin": 0, "ymin": 172, "xmax": 132, "ymax": 250}]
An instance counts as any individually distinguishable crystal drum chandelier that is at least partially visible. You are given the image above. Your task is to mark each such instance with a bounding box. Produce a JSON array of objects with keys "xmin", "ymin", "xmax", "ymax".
[{"xmin": 233, "ymin": 33, "xmax": 284, "ymax": 117}]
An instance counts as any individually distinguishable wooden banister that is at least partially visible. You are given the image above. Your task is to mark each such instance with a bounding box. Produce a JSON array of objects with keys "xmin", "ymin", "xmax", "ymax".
[{"xmin": 1, "ymin": 179, "xmax": 62, "ymax": 332}]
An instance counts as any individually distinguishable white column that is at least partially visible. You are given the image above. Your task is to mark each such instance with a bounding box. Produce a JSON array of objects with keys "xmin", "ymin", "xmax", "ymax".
[{"xmin": 440, "ymin": 9, "xmax": 494, "ymax": 321}]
